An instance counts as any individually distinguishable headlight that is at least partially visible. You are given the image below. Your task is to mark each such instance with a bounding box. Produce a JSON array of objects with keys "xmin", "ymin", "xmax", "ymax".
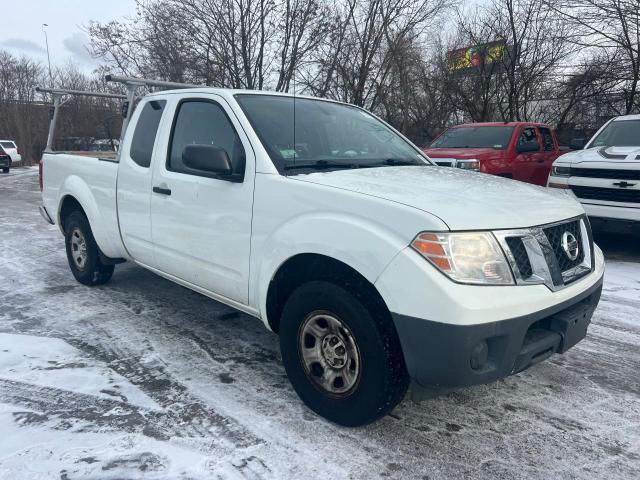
[
  {"xmin": 551, "ymin": 165, "xmax": 571, "ymax": 177},
  {"xmin": 411, "ymin": 232, "xmax": 514, "ymax": 285},
  {"xmin": 456, "ymin": 159, "xmax": 480, "ymax": 171}
]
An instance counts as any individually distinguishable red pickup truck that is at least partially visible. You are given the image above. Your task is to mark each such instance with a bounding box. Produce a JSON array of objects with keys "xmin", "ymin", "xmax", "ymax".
[{"xmin": 422, "ymin": 122, "xmax": 562, "ymax": 186}]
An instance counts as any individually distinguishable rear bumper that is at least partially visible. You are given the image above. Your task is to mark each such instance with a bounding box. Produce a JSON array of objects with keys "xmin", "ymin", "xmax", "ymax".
[{"xmin": 392, "ymin": 274, "xmax": 603, "ymax": 393}]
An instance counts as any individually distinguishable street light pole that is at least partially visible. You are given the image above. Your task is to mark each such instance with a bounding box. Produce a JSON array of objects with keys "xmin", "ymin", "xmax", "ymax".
[{"xmin": 42, "ymin": 24, "xmax": 53, "ymax": 87}]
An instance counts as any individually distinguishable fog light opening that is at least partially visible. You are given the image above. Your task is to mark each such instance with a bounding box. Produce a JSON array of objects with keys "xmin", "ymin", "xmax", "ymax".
[{"xmin": 470, "ymin": 340, "xmax": 489, "ymax": 370}]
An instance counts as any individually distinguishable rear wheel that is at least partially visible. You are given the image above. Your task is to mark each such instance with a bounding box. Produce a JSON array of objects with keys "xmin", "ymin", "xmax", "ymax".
[
  {"xmin": 279, "ymin": 281, "xmax": 408, "ymax": 426},
  {"xmin": 64, "ymin": 211, "xmax": 114, "ymax": 286}
]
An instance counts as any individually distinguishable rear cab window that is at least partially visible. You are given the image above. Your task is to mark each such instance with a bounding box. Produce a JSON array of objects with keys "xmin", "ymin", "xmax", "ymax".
[
  {"xmin": 129, "ymin": 100, "xmax": 166, "ymax": 167},
  {"xmin": 0, "ymin": 141, "xmax": 15, "ymax": 149}
]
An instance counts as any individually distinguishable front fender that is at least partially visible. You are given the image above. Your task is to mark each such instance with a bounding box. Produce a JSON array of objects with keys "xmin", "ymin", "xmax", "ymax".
[{"xmin": 253, "ymin": 211, "xmax": 426, "ymax": 325}]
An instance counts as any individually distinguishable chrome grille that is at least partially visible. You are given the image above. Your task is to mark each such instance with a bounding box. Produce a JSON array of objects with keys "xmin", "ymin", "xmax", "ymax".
[
  {"xmin": 494, "ymin": 216, "xmax": 593, "ymax": 290},
  {"xmin": 570, "ymin": 185, "xmax": 640, "ymax": 204},
  {"xmin": 543, "ymin": 220, "xmax": 584, "ymax": 272}
]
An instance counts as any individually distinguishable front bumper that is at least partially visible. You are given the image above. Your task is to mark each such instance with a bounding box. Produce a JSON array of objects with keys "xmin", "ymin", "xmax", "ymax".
[
  {"xmin": 375, "ymin": 241, "xmax": 605, "ymax": 395},
  {"xmin": 392, "ymin": 276, "xmax": 602, "ymax": 393}
]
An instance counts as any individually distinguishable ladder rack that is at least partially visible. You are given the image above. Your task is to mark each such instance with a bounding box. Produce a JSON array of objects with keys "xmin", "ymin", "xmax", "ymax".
[
  {"xmin": 104, "ymin": 75, "xmax": 201, "ymax": 142},
  {"xmin": 36, "ymin": 86, "xmax": 127, "ymax": 151},
  {"xmin": 38, "ymin": 75, "xmax": 203, "ymax": 153}
]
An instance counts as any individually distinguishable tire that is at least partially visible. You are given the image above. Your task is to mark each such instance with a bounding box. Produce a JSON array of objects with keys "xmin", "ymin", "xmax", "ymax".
[
  {"xmin": 279, "ymin": 281, "xmax": 409, "ymax": 426},
  {"xmin": 64, "ymin": 211, "xmax": 114, "ymax": 286}
]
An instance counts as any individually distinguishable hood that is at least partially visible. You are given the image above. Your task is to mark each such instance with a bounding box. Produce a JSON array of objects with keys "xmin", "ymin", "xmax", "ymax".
[
  {"xmin": 293, "ymin": 166, "xmax": 584, "ymax": 231},
  {"xmin": 558, "ymin": 146, "xmax": 640, "ymax": 165},
  {"xmin": 422, "ymin": 147, "xmax": 505, "ymax": 161}
]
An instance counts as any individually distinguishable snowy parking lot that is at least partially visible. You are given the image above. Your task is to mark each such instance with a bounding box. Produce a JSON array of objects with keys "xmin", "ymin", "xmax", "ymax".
[{"xmin": 0, "ymin": 167, "xmax": 639, "ymax": 479}]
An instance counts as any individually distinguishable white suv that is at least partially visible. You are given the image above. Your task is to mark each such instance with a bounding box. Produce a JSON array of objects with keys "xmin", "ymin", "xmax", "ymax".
[
  {"xmin": 548, "ymin": 115, "xmax": 640, "ymax": 233},
  {"xmin": 0, "ymin": 140, "xmax": 22, "ymax": 167}
]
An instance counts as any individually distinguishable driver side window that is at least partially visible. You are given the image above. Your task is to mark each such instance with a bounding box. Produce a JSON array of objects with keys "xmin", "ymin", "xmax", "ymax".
[
  {"xmin": 167, "ymin": 99, "xmax": 245, "ymax": 179},
  {"xmin": 518, "ymin": 127, "xmax": 537, "ymax": 146}
]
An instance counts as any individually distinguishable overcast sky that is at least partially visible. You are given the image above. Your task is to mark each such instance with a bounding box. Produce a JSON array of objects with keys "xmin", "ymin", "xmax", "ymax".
[{"xmin": 0, "ymin": 0, "xmax": 136, "ymax": 71}]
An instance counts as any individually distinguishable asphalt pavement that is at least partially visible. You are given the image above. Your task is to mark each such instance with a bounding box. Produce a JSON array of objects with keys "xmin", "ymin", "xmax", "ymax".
[{"xmin": 0, "ymin": 167, "xmax": 638, "ymax": 479}]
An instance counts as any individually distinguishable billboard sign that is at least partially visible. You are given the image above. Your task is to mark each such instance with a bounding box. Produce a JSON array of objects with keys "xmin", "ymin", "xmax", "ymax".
[{"xmin": 448, "ymin": 41, "xmax": 508, "ymax": 73}]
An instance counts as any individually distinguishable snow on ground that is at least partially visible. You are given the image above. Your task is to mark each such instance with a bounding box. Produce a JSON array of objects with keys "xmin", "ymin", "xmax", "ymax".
[{"xmin": 0, "ymin": 168, "xmax": 639, "ymax": 479}]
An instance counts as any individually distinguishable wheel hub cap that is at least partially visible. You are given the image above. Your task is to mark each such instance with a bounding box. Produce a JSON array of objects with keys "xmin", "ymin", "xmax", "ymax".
[
  {"xmin": 321, "ymin": 334, "xmax": 347, "ymax": 368},
  {"xmin": 299, "ymin": 311, "xmax": 361, "ymax": 397},
  {"xmin": 70, "ymin": 227, "xmax": 88, "ymax": 270}
]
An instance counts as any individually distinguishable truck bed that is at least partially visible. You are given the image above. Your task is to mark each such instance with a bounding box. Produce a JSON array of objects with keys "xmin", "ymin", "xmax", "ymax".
[{"xmin": 41, "ymin": 152, "xmax": 127, "ymax": 259}]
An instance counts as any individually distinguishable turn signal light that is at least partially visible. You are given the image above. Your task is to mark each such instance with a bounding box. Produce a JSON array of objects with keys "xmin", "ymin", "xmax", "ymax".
[{"xmin": 411, "ymin": 233, "xmax": 452, "ymax": 272}]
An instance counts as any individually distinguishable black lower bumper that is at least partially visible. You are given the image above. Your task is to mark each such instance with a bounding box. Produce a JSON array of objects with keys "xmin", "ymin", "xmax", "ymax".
[
  {"xmin": 589, "ymin": 216, "xmax": 640, "ymax": 235},
  {"xmin": 392, "ymin": 275, "xmax": 603, "ymax": 395}
]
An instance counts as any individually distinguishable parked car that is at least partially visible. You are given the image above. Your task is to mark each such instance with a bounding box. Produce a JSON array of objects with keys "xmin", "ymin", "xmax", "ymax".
[
  {"xmin": 423, "ymin": 122, "xmax": 563, "ymax": 186},
  {"xmin": 548, "ymin": 115, "xmax": 640, "ymax": 233},
  {"xmin": 0, "ymin": 140, "xmax": 22, "ymax": 167},
  {"xmin": 40, "ymin": 88, "xmax": 604, "ymax": 426},
  {"xmin": 0, "ymin": 145, "xmax": 11, "ymax": 173}
]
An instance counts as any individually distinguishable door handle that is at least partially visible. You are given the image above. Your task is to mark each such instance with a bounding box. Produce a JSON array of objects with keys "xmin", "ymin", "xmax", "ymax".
[{"xmin": 152, "ymin": 186, "xmax": 171, "ymax": 195}]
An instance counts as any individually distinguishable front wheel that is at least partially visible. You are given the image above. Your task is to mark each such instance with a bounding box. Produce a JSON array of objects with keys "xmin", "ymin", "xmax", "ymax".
[
  {"xmin": 64, "ymin": 211, "xmax": 114, "ymax": 286},
  {"xmin": 279, "ymin": 281, "xmax": 408, "ymax": 426}
]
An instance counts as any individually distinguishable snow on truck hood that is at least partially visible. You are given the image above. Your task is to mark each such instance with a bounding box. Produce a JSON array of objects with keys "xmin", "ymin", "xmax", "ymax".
[
  {"xmin": 558, "ymin": 146, "xmax": 640, "ymax": 164},
  {"xmin": 294, "ymin": 166, "xmax": 584, "ymax": 231}
]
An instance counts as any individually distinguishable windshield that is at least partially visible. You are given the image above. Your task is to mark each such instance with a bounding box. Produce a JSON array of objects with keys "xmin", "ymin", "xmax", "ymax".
[
  {"xmin": 235, "ymin": 94, "xmax": 429, "ymax": 174},
  {"xmin": 590, "ymin": 119, "xmax": 640, "ymax": 148},
  {"xmin": 430, "ymin": 126, "xmax": 514, "ymax": 149}
]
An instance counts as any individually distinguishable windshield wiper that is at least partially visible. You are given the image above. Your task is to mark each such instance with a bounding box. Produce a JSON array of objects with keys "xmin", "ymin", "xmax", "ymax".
[
  {"xmin": 380, "ymin": 158, "xmax": 422, "ymax": 166},
  {"xmin": 283, "ymin": 159, "xmax": 364, "ymax": 171}
]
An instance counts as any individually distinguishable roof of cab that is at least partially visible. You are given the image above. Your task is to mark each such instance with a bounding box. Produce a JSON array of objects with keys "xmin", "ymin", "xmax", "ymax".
[
  {"xmin": 453, "ymin": 121, "xmax": 551, "ymax": 128},
  {"xmin": 145, "ymin": 87, "xmax": 338, "ymax": 104},
  {"xmin": 612, "ymin": 114, "xmax": 640, "ymax": 121},
  {"xmin": 142, "ymin": 88, "xmax": 366, "ymax": 112}
]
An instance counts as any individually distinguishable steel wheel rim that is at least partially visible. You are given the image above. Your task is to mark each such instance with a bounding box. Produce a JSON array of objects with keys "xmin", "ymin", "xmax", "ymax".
[
  {"xmin": 298, "ymin": 310, "xmax": 361, "ymax": 397},
  {"xmin": 70, "ymin": 227, "xmax": 88, "ymax": 270}
]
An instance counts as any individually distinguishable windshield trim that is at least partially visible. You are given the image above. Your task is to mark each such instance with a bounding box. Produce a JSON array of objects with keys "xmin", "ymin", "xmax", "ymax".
[{"xmin": 233, "ymin": 93, "xmax": 434, "ymax": 175}]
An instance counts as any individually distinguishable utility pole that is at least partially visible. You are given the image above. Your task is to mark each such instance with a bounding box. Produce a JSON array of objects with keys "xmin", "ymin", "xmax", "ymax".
[{"xmin": 42, "ymin": 24, "xmax": 53, "ymax": 87}]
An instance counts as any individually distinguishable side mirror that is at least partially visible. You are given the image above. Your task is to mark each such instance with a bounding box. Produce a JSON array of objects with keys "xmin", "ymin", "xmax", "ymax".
[
  {"xmin": 569, "ymin": 138, "xmax": 586, "ymax": 150},
  {"xmin": 182, "ymin": 144, "xmax": 232, "ymax": 176},
  {"xmin": 516, "ymin": 140, "xmax": 540, "ymax": 153}
]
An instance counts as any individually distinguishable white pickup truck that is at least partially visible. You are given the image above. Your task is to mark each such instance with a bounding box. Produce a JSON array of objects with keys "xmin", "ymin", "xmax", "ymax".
[
  {"xmin": 40, "ymin": 86, "xmax": 604, "ymax": 426},
  {"xmin": 548, "ymin": 115, "xmax": 640, "ymax": 233}
]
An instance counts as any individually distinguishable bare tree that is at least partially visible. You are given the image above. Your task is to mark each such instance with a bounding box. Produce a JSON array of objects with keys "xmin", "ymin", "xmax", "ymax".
[{"xmin": 545, "ymin": 0, "xmax": 640, "ymax": 114}]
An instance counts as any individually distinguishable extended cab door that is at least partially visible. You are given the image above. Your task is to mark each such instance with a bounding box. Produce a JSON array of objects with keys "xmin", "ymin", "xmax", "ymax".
[
  {"xmin": 512, "ymin": 125, "xmax": 544, "ymax": 184},
  {"xmin": 535, "ymin": 126, "xmax": 557, "ymax": 185},
  {"xmin": 149, "ymin": 94, "xmax": 255, "ymax": 304},
  {"xmin": 117, "ymin": 98, "xmax": 168, "ymax": 266}
]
